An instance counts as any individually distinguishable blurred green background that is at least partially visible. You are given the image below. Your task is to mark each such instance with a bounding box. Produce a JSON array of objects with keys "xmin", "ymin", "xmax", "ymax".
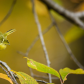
[{"xmin": 0, "ymin": 0, "xmax": 84, "ymax": 84}]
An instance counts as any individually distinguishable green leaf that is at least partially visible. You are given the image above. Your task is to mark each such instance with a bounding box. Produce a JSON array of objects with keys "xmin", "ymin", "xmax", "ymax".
[
  {"xmin": 25, "ymin": 57, "xmax": 60, "ymax": 78},
  {"xmin": 59, "ymin": 68, "xmax": 84, "ymax": 83},
  {"xmin": 64, "ymin": 26, "xmax": 84, "ymax": 44},
  {"xmin": 12, "ymin": 71, "xmax": 38, "ymax": 84}
]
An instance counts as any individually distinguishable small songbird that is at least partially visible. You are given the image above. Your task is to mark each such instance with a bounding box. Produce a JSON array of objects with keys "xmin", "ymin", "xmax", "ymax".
[{"xmin": 0, "ymin": 29, "xmax": 15, "ymax": 50}]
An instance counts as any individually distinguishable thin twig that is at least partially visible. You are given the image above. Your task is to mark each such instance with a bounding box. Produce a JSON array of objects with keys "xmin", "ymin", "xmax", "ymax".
[
  {"xmin": 0, "ymin": 60, "xmax": 18, "ymax": 84},
  {"xmin": 31, "ymin": 0, "xmax": 52, "ymax": 83},
  {"xmin": 29, "ymin": 68, "xmax": 34, "ymax": 77},
  {"xmin": 33, "ymin": 74, "xmax": 58, "ymax": 79},
  {"xmin": 0, "ymin": 0, "xmax": 16, "ymax": 27},
  {"xmin": 40, "ymin": 0, "xmax": 84, "ymax": 29},
  {"xmin": 0, "ymin": 65, "xmax": 14, "ymax": 81},
  {"xmin": 18, "ymin": 23, "xmax": 53, "ymax": 83},
  {"xmin": 48, "ymin": 10, "xmax": 84, "ymax": 69},
  {"xmin": 18, "ymin": 23, "xmax": 53, "ymax": 57},
  {"xmin": 36, "ymin": 80, "xmax": 48, "ymax": 83}
]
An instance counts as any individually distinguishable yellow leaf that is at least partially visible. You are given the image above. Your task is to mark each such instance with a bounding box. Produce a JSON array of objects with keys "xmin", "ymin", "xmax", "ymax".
[
  {"xmin": 59, "ymin": 68, "xmax": 84, "ymax": 83},
  {"xmin": 0, "ymin": 73, "xmax": 13, "ymax": 84},
  {"xmin": 12, "ymin": 70, "xmax": 38, "ymax": 84}
]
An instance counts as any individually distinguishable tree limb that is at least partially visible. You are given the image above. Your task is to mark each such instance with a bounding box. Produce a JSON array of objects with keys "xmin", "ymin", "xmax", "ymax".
[
  {"xmin": 48, "ymin": 10, "xmax": 84, "ymax": 69},
  {"xmin": 40, "ymin": 0, "xmax": 84, "ymax": 29}
]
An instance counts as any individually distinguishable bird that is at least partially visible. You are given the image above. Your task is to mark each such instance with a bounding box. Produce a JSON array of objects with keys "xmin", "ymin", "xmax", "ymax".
[{"xmin": 0, "ymin": 29, "xmax": 15, "ymax": 50}]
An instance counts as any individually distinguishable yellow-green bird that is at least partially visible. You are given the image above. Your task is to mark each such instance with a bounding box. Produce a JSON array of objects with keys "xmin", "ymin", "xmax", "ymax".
[{"xmin": 0, "ymin": 29, "xmax": 15, "ymax": 50}]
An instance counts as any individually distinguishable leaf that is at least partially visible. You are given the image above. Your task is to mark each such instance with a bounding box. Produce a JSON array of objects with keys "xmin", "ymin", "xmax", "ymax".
[
  {"xmin": 25, "ymin": 57, "xmax": 60, "ymax": 78},
  {"xmin": 0, "ymin": 73, "xmax": 13, "ymax": 84},
  {"xmin": 12, "ymin": 71, "xmax": 38, "ymax": 84},
  {"xmin": 64, "ymin": 26, "xmax": 84, "ymax": 44},
  {"xmin": 59, "ymin": 68, "xmax": 84, "ymax": 83}
]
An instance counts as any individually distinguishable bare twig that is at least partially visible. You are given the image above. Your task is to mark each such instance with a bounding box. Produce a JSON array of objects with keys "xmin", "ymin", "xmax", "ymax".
[
  {"xmin": 0, "ymin": 0, "xmax": 16, "ymax": 27},
  {"xmin": 29, "ymin": 68, "xmax": 34, "ymax": 77},
  {"xmin": 0, "ymin": 60, "xmax": 18, "ymax": 84},
  {"xmin": 31, "ymin": 0, "xmax": 52, "ymax": 83},
  {"xmin": 40, "ymin": 0, "xmax": 84, "ymax": 29},
  {"xmin": 33, "ymin": 74, "xmax": 58, "ymax": 79},
  {"xmin": 18, "ymin": 23, "xmax": 53, "ymax": 57},
  {"xmin": 48, "ymin": 10, "xmax": 84, "ymax": 69},
  {"xmin": 36, "ymin": 80, "xmax": 48, "ymax": 83},
  {"xmin": 75, "ymin": 11, "xmax": 84, "ymax": 18},
  {"xmin": 17, "ymin": 51, "xmax": 26, "ymax": 56},
  {"xmin": 17, "ymin": 22, "xmax": 57, "ymax": 82},
  {"xmin": 18, "ymin": 23, "xmax": 53, "ymax": 83},
  {"xmin": 0, "ymin": 65, "xmax": 14, "ymax": 81}
]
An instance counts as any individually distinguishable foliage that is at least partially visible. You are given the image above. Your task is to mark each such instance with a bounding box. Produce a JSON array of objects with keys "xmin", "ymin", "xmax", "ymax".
[
  {"xmin": 1, "ymin": 57, "xmax": 84, "ymax": 84},
  {"xmin": 25, "ymin": 58, "xmax": 84, "ymax": 83},
  {"xmin": 0, "ymin": 0, "xmax": 84, "ymax": 84},
  {"xmin": 0, "ymin": 27, "xmax": 84, "ymax": 84},
  {"xmin": 25, "ymin": 57, "xmax": 60, "ymax": 78},
  {"xmin": 12, "ymin": 71, "xmax": 38, "ymax": 84}
]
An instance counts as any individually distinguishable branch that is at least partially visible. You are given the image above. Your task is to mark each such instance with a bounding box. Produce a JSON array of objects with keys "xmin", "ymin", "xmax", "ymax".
[
  {"xmin": 18, "ymin": 23, "xmax": 53, "ymax": 83},
  {"xmin": 31, "ymin": 0, "xmax": 52, "ymax": 83},
  {"xmin": 48, "ymin": 10, "xmax": 84, "ymax": 69},
  {"xmin": 0, "ymin": 60, "xmax": 18, "ymax": 84},
  {"xmin": 75, "ymin": 11, "xmax": 84, "ymax": 18},
  {"xmin": 0, "ymin": 0, "xmax": 16, "ymax": 27},
  {"xmin": 40, "ymin": 0, "xmax": 84, "ymax": 29},
  {"xmin": 33, "ymin": 74, "xmax": 58, "ymax": 79},
  {"xmin": 36, "ymin": 80, "xmax": 48, "ymax": 83},
  {"xmin": 29, "ymin": 68, "xmax": 34, "ymax": 77}
]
